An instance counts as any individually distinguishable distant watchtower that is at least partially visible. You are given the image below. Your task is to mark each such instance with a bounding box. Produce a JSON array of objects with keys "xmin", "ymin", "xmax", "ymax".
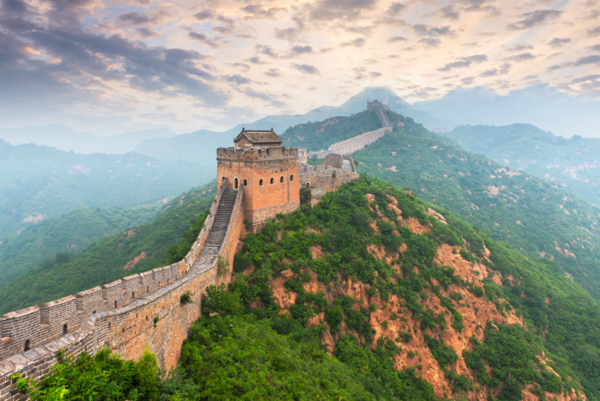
[{"xmin": 217, "ymin": 129, "xmax": 300, "ymax": 224}]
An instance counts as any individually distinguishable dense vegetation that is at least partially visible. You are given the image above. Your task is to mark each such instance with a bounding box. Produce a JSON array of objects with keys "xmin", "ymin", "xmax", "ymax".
[
  {"xmin": 0, "ymin": 139, "xmax": 214, "ymax": 240},
  {"xmin": 229, "ymin": 176, "xmax": 599, "ymax": 399},
  {"xmin": 443, "ymin": 124, "xmax": 600, "ymax": 206},
  {"xmin": 0, "ymin": 182, "xmax": 217, "ymax": 314},
  {"xmin": 0, "ymin": 206, "xmax": 159, "ymax": 291},
  {"xmin": 283, "ymin": 110, "xmax": 600, "ymax": 302},
  {"xmin": 14, "ymin": 177, "xmax": 600, "ymax": 400},
  {"xmin": 280, "ymin": 110, "xmax": 382, "ymax": 151}
]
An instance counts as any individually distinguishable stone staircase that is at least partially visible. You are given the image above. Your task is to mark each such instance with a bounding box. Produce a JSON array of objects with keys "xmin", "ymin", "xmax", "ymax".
[
  {"xmin": 195, "ymin": 188, "xmax": 238, "ymax": 266},
  {"xmin": 374, "ymin": 107, "xmax": 392, "ymax": 128}
]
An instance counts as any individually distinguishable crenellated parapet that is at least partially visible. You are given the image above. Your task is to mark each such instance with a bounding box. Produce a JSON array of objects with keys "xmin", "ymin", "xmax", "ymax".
[{"xmin": 0, "ymin": 181, "xmax": 246, "ymax": 399}]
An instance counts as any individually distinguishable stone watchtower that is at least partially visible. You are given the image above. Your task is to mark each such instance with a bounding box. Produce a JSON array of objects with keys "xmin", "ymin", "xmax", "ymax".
[{"xmin": 217, "ymin": 129, "xmax": 300, "ymax": 224}]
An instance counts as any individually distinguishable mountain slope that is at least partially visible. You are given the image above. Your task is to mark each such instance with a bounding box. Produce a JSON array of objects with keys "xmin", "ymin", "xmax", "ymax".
[
  {"xmin": 280, "ymin": 111, "xmax": 600, "ymax": 302},
  {"xmin": 0, "ymin": 125, "xmax": 179, "ymax": 154},
  {"xmin": 442, "ymin": 124, "xmax": 600, "ymax": 206},
  {"xmin": 0, "ymin": 182, "xmax": 217, "ymax": 314},
  {"xmin": 0, "ymin": 139, "xmax": 213, "ymax": 240},
  {"xmin": 230, "ymin": 177, "xmax": 598, "ymax": 399},
  {"xmin": 414, "ymin": 85, "xmax": 600, "ymax": 138},
  {"xmin": 0, "ymin": 205, "xmax": 159, "ymax": 291}
]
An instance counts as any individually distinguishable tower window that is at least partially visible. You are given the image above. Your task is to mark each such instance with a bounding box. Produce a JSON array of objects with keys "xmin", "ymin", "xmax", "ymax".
[
  {"xmin": 132, "ymin": 292, "xmax": 135, "ymax": 299},
  {"xmin": 235, "ymin": 178, "xmax": 239, "ymax": 189},
  {"xmin": 63, "ymin": 324, "xmax": 68, "ymax": 335},
  {"xmin": 243, "ymin": 179, "xmax": 247, "ymax": 186},
  {"xmin": 222, "ymin": 177, "xmax": 226, "ymax": 181},
  {"xmin": 24, "ymin": 340, "xmax": 30, "ymax": 352},
  {"xmin": 280, "ymin": 176, "xmax": 284, "ymax": 183},
  {"xmin": 290, "ymin": 175, "xmax": 294, "ymax": 181},
  {"xmin": 258, "ymin": 149, "xmax": 261, "ymax": 155},
  {"xmin": 266, "ymin": 149, "xmax": 270, "ymax": 155},
  {"xmin": 259, "ymin": 179, "xmax": 263, "ymax": 186},
  {"xmin": 114, "ymin": 300, "xmax": 117, "ymax": 308},
  {"xmin": 270, "ymin": 177, "xmax": 274, "ymax": 184}
]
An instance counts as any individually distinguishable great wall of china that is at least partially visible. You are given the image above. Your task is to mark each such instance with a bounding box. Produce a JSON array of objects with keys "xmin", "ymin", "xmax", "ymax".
[
  {"xmin": 309, "ymin": 99, "xmax": 393, "ymax": 159},
  {"xmin": 0, "ymin": 102, "xmax": 389, "ymax": 400}
]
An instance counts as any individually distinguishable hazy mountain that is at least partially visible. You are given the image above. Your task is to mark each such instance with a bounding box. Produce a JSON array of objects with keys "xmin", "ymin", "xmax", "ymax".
[
  {"xmin": 442, "ymin": 124, "xmax": 600, "ymax": 206},
  {"xmin": 414, "ymin": 85, "xmax": 600, "ymax": 138},
  {"xmin": 134, "ymin": 86, "xmax": 452, "ymax": 162},
  {"xmin": 0, "ymin": 125, "xmax": 179, "ymax": 154},
  {"xmin": 0, "ymin": 139, "xmax": 214, "ymax": 240}
]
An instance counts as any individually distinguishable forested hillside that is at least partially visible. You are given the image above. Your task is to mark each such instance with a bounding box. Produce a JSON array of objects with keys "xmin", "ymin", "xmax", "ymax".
[
  {"xmin": 281, "ymin": 111, "xmax": 600, "ymax": 302},
  {"xmin": 0, "ymin": 182, "xmax": 217, "ymax": 314},
  {"xmin": 21, "ymin": 177, "xmax": 600, "ymax": 400},
  {"xmin": 0, "ymin": 139, "xmax": 213, "ymax": 240},
  {"xmin": 0, "ymin": 206, "xmax": 159, "ymax": 291},
  {"xmin": 442, "ymin": 124, "xmax": 600, "ymax": 206}
]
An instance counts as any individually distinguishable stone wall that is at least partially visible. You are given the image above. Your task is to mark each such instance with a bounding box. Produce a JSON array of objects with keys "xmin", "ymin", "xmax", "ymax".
[
  {"xmin": 297, "ymin": 148, "xmax": 308, "ymax": 164},
  {"xmin": 0, "ymin": 182, "xmax": 245, "ymax": 400},
  {"xmin": 299, "ymin": 163, "xmax": 359, "ymax": 205},
  {"xmin": 328, "ymin": 127, "xmax": 392, "ymax": 155}
]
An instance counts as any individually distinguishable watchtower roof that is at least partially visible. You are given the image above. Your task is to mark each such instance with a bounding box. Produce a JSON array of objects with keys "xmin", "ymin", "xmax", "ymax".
[{"xmin": 234, "ymin": 128, "xmax": 283, "ymax": 146}]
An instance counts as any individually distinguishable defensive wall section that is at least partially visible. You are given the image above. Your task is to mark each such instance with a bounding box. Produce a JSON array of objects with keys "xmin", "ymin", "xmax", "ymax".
[
  {"xmin": 0, "ymin": 181, "xmax": 245, "ymax": 401},
  {"xmin": 308, "ymin": 100, "xmax": 392, "ymax": 158},
  {"xmin": 299, "ymin": 163, "xmax": 359, "ymax": 205}
]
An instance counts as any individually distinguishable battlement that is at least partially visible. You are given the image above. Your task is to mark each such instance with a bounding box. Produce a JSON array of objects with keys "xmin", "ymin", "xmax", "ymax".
[{"xmin": 217, "ymin": 146, "xmax": 298, "ymax": 162}]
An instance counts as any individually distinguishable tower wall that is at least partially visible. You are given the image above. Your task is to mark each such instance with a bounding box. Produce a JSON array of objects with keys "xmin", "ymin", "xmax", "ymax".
[{"xmin": 217, "ymin": 146, "xmax": 300, "ymax": 224}]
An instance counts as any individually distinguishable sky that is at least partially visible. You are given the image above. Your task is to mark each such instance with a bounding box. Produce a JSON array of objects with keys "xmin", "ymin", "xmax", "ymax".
[{"xmin": 0, "ymin": 0, "xmax": 599, "ymax": 136}]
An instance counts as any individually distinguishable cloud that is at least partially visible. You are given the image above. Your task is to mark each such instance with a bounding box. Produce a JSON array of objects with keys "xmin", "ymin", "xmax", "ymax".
[
  {"xmin": 225, "ymin": 75, "xmax": 252, "ymax": 85},
  {"xmin": 256, "ymin": 45, "xmax": 278, "ymax": 58},
  {"xmin": 310, "ymin": 0, "xmax": 377, "ymax": 21},
  {"xmin": 440, "ymin": 5, "xmax": 459, "ymax": 20},
  {"xmin": 188, "ymin": 32, "xmax": 222, "ymax": 48},
  {"xmin": 291, "ymin": 45, "xmax": 313, "ymax": 54},
  {"xmin": 292, "ymin": 64, "xmax": 320, "ymax": 74},
  {"xmin": 388, "ymin": 36, "xmax": 407, "ymax": 43},
  {"xmin": 265, "ymin": 68, "xmax": 282, "ymax": 77},
  {"xmin": 507, "ymin": 9, "xmax": 562, "ymax": 30},
  {"xmin": 412, "ymin": 24, "xmax": 454, "ymax": 37},
  {"xmin": 462, "ymin": 77, "xmax": 475, "ymax": 85},
  {"xmin": 479, "ymin": 63, "xmax": 511, "ymax": 77},
  {"xmin": 242, "ymin": 4, "xmax": 287, "ymax": 19},
  {"xmin": 193, "ymin": 10, "xmax": 214, "ymax": 21},
  {"xmin": 117, "ymin": 10, "xmax": 170, "ymax": 26},
  {"xmin": 505, "ymin": 52, "xmax": 536, "ymax": 62},
  {"xmin": 138, "ymin": 27, "xmax": 158, "ymax": 38},
  {"xmin": 437, "ymin": 54, "xmax": 487, "ymax": 71},
  {"xmin": 248, "ymin": 56, "xmax": 262, "ymax": 64},
  {"xmin": 419, "ymin": 38, "xmax": 441, "ymax": 47},
  {"xmin": 341, "ymin": 38, "xmax": 366, "ymax": 47},
  {"xmin": 589, "ymin": 44, "xmax": 600, "ymax": 51},
  {"xmin": 590, "ymin": 26, "xmax": 600, "ymax": 37},
  {"xmin": 573, "ymin": 55, "xmax": 600, "ymax": 66},
  {"xmin": 275, "ymin": 16, "xmax": 305, "ymax": 41},
  {"xmin": 388, "ymin": 2, "xmax": 406, "ymax": 14},
  {"xmin": 370, "ymin": 71, "xmax": 382, "ymax": 77},
  {"xmin": 507, "ymin": 44, "xmax": 534, "ymax": 52},
  {"xmin": 548, "ymin": 37, "xmax": 571, "ymax": 47},
  {"xmin": 2, "ymin": 0, "xmax": 28, "ymax": 13}
]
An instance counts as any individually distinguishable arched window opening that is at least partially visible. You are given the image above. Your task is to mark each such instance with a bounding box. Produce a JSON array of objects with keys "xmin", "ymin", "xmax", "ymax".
[
  {"xmin": 280, "ymin": 176, "xmax": 284, "ymax": 183},
  {"xmin": 235, "ymin": 178, "xmax": 239, "ymax": 189},
  {"xmin": 132, "ymin": 292, "xmax": 135, "ymax": 299},
  {"xmin": 266, "ymin": 149, "xmax": 270, "ymax": 155},
  {"xmin": 290, "ymin": 175, "xmax": 294, "ymax": 181},
  {"xmin": 92, "ymin": 310, "xmax": 96, "ymax": 314},
  {"xmin": 108, "ymin": 322, "xmax": 111, "ymax": 330},
  {"xmin": 24, "ymin": 340, "xmax": 30, "ymax": 352},
  {"xmin": 243, "ymin": 179, "xmax": 247, "ymax": 186},
  {"xmin": 147, "ymin": 286, "xmax": 149, "ymax": 293},
  {"xmin": 63, "ymin": 324, "xmax": 68, "ymax": 335},
  {"xmin": 222, "ymin": 177, "xmax": 226, "ymax": 181},
  {"xmin": 259, "ymin": 179, "xmax": 264, "ymax": 186},
  {"xmin": 258, "ymin": 149, "xmax": 261, "ymax": 155},
  {"xmin": 114, "ymin": 300, "xmax": 117, "ymax": 308},
  {"xmin": 270, "ymin": 177, "xmax": 274, "ymax": 184}
]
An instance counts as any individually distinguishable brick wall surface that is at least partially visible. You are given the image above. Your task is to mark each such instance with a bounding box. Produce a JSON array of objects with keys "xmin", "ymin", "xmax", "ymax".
[
  {"xmin": 0, "ymin": 182, "xmax": 245, "ymax": 400},
  {"xmin": 217, "ymin": 146, "xmax": 300, "ymax": 224}
]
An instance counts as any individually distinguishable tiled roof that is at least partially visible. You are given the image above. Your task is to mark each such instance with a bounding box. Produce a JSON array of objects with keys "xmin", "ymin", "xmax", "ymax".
[{"xmin": 234, "ymin": 129, "xmax": 282, "ymax": 145}]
